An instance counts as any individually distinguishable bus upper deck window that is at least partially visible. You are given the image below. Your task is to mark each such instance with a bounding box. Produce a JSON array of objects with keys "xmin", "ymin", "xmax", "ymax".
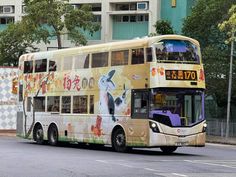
[
  {"xmin": 92, "ymin": 52, "xmax": 108, "ymax": 68},
  {"xmin": 49, "ymin": 60, "xmax": 57, "ymax": 72},
  {"xmin": 111, "ymin": 50, "xmax": 129, "ymax": 66},
  {"xmin": 35, "ymin": 59, "xmax": 47, "ymax": 73},
  {"xmin": 146, "ymin": 48, "xmax": 153, "ymax": 62},
  {"xmin": 74, "ymin": 54, "xmax": 89, "ymax": 69},
  {"xmin": 24, "ymin": 61, "xmax": 33, "ymax": 74},
  {"xmin": 131, "ymin": 48, "xmax": 144, "ymax": 65}
]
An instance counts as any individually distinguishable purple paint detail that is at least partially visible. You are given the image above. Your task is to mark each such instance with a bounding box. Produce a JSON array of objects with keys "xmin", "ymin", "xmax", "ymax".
[{"xmin": 150, "ymin": 110, "xmax": 181, "ymax": 126}]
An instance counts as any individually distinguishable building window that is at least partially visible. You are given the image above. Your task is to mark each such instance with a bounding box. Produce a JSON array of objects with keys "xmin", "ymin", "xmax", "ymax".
[
  {"xmin": 111, "ymin": 50, "xmax": 129, "ymax": 66},
  {"xmin": 47, "ymin": 96, "xmax": 60, "ymax": 112},
  {"xmin": 114, "ymin": 15, "xmax": 148, "ymax": 22},
  {"xmin": 0, "ymin": 17, "xmax": 14, "ymax": 24},
  {"xmin": 91, "ymin": 52, "xmax": 108, "ymax": 68},
  {"xmin": 34, "ymin": 97, "xmax": 46, "ymax": 112},
  {"xmin": 0, "ymin": 6, "xmax": 15, "ymax": 14},
  {"xmin": 73, "ymin": 95, "xmax": 88, "ymax": 114},
  {"xmin": 35, "ymin": 59, "xmax": 47, "ymax": 73},
  {"xmin": 131, "ymin": 48, "xmax": 144, "ymax": 65},
  {"xmin": 24, "ymin": 61, "xmax": 33, "ymax": 74},
  {"xmin": 61, "ymin": 96, "xmax": 71, "ymax": 113},
  {"xmin": 172, "ymin": 0, "xmax": 177, "ymax": 8}
]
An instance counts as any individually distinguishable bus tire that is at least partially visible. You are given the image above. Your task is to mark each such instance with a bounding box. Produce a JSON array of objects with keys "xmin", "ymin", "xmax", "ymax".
[
  {"xmin": 48, "ymin": 124, "xmax": 58, "ymax": 146},
  {"xmin": 160, "ymin": 146, "xmax": 177, "ymax": 154},
  {"xmin": 112, "ymin": 128, "xmax": 127, "ymax": 152},
  {"xmin": 33, "ymin": 124, "xmax": 44, "ymax": 145}
]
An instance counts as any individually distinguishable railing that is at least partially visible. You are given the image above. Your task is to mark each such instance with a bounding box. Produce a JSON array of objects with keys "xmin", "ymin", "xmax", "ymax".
[{"xmin": 206, "ymin": 119, "xmax": 236, "ymax": 137}]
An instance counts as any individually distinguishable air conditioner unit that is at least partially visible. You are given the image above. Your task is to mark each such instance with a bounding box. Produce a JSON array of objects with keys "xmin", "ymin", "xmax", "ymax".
[
  {"xmin": 3, "ymin": 6, "xmax": 14, "ymax": 14},
  {"xmin": 137, "ymin": 2, "xmax": 148, "ymax": 10}
]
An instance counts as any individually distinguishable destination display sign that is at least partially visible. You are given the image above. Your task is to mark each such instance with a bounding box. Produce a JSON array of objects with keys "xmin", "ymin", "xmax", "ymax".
[{"xmin": 165, "ymin": 70, "xmax": 197, "ymax": 81}]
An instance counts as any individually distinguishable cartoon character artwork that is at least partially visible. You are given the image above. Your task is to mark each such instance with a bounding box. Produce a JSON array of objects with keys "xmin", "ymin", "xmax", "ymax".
[
  {"xmin": 98, "ymin": 70, "xmax": 128, "ymax": 122},
  {"xmin": 91, "ymin": 115, "xmax": 103, "ymax": 137}
]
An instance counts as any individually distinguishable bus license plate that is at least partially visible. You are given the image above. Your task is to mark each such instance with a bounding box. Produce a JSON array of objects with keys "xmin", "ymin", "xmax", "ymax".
[{"xmin": 175, "ymin": 141, "xmax": 189, "ymax": 146}]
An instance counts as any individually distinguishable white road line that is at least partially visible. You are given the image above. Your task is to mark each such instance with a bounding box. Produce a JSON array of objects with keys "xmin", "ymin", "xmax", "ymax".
[
  {"xmin": 185, "ymin": 160, "xmax": 236, "ymax": 169},
  {"xmin": 95, "ymin": 160, "xmax": 109, "ymax": 164},
  {"xmin": 117, "ymin": 163, "xmax": 134, "ymax": 168},
  {"xmin": 171, "ymin": 173, "xmax": 188, "ymax": 177},
  {"xmin": 144, "ymin": 168, "xmax": 160, "ymax": 172}
]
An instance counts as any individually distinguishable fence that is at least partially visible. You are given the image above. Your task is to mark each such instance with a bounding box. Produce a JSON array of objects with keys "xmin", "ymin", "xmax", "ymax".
[{"xmin": 206, "ymin": 119, "xmax": 236, "ymax": 137}]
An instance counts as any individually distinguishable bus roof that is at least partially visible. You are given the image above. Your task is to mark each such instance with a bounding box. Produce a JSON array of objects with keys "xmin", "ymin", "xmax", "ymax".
[{"xmin": 19, "ymin": 35, "xmax": 200, "ymax": 61}]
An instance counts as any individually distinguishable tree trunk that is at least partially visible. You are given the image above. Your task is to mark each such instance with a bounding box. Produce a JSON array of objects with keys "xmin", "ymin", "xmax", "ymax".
[{"xmin": 57, "ymin": 33, "xmax": 62, "ymax": 49}]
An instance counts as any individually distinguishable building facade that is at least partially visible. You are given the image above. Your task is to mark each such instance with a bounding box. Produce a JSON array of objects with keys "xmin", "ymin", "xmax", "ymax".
[{"xmin": 0, "ymin": 0, "xmax": 196, "ymax": 50}]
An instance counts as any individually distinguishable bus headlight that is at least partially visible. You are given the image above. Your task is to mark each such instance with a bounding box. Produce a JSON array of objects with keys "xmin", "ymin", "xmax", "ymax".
[
  {"xmin": 149, "ymin": 121, "xmax": 160, "ymax": 133},
  {"xmin": 202, "ymin": 122, "xmax": 207, "ymax": 132}
]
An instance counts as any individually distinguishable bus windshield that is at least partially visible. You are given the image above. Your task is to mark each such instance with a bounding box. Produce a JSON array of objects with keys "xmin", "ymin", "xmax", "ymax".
[
  {"xmin": 149, "ymin": 89, "xmax": 204, "ymax": 127},
  {"xmin": 154, "ymin": 40, "xmax": 200, "ymax": 64}
]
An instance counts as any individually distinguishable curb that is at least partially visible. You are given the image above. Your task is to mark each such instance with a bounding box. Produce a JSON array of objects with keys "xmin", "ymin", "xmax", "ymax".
[{"xmin": 0, "ymin": 130, "xmax": 16, "ymax": 137}]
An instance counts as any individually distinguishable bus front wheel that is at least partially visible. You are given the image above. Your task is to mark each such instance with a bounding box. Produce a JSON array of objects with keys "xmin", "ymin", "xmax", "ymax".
[
  {"xmin": 112, "ymin": 128, "xmax": 127, "ymax": 152},
  {"xmin": 48, "ymin": 124, "xmax": 58, "ymax": 146},
  {"xmin": 160, "ymin": 146, "xmax": 177, "ymax": 154}
]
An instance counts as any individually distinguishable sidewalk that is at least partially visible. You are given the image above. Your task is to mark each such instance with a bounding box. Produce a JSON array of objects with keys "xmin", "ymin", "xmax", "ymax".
[{"xmin": 0, "ymin": 130, "xmax": 16, "ymax": 137}]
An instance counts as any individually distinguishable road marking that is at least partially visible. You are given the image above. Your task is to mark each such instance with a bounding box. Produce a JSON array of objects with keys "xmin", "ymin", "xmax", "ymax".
[
  {"xmin": 95, "ymin": 160, "xmax": 109, "ymax": 164},
  {"xmin": 185, "ymin": 160, "xmax": 236, "ymax": 169},
  {"xmin": 117, "ymin": 163, "xmax": 134, "ymax": 168},
  {"xmin": 144, "ymin": 168, "xmax": 160, "ymax": 172},
  {"xmin": 171, "ymin": 173, "xmax": 188, "ymax": 177}
]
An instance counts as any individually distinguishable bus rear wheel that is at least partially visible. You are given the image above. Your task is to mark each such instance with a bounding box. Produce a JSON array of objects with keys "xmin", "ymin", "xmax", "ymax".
[
  {"xmin": 112, "ymin": 128, "xmax": 127, "ymax": 152},
  {"xmin": 33, "ymin": 124, "xmax": 44, "ymax": 145},
  {"xmin": 48, "ymin": 124, "xmax": 58, "ymax": 146},
  {"xmin": 160, "ymin": 146, "xmax": 177, "ymax": 154}
]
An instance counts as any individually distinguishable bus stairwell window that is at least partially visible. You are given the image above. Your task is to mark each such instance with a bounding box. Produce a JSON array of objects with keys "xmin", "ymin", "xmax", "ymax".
[{"xmin": 131, "ymin": 48, "xmax": 144, "ymax": 64}]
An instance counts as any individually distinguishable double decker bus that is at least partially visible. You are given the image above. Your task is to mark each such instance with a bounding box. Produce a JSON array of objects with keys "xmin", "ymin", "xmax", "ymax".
[{"xmin": 16, "ymin": 35, "xmax": 206, "ymax": 153}]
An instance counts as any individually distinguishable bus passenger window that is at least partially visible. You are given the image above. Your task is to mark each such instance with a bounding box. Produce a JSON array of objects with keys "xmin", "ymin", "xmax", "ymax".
[
  {"xmin": 89, "ymin": 95, "xmax": 94, "ymax": 114},
  {"xmin": 49, "ymin": 60, "xmax": 57, "ymax": 72},
  {"xmin": 146, "ymin": 48, "xmax": 153, "ymax": 62},
  {"xmin": 132, "ymin": 90, "xmax": 149, "ymax": 118},
  {"xmin": 34, "ymin": 97, "xmax": 45, "ymax": 112},
  {"xmin": 74, "ymin": 54, "xmax": 89, "ymax": 69},
  {"xmin": 111, "ymin": 50, "xmax": 128, "ymax": 66},
  {"xmin": 92, "ymin": 52, "xmax": 108, "ymax": 68},
  {"xmin": 24, "ymin": 61, "xmax": 33, "ymax": 73},
  {"xmin": 131, "ymin": 48, "xmax": 144, "ymax": 64},
  {"xmin": 27, "ymin": 97, "xmax": 32, "ymax": 112},
  {"xmin": 35, "ymin": 59, "xmax": 47, "ymax": 73},
  {"xmin": 64, "ymin": 56, "xmax": 73, "ymax": 70},
  {"xmin": 47, "ymin": 96, "xmax": 60, "ymax": 112},
  {"xmin": 61, "ymin": 96, "xmax": 71, "ymax": 113},
  {"xmin": 73, "ymin": 95, "xmax": 88, "ymax": 114}
]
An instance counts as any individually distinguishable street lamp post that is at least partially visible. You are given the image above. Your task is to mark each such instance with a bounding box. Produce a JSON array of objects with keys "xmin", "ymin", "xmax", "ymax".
[{"xmin": 226, "ymin": 32, "xmax": 234, "ymax": 138}]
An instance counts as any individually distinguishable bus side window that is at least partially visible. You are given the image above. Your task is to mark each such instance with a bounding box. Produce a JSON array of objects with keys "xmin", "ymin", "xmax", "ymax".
[
  {"xmin": 131, "ymin": 48, "xmax": 144, "ymax": 64},
  {"xmin": 74, "ymin": 54, "xmax": 89, "ymax": 69},
  {"xmin": 92, "ymin": 52, "xmax": 108, "ymax": 68},
  {"xmin": 47, "ymin": 96, "xmax": 60, "ymax": 112},
  {"xmin": 89, "ymin": 95, "xmax": 94, "ymax": 114},
  {"xmin": 19, "ymin": 84, "xmax": 23, "ymax": 102},
  {"xmin": 34, "ymin": 96, "xmax": 46, "ymax": 112},
  {"xmin": 64, "ymin": 56, "xmax": 73, "ymax": 70},
  {"xmin": 35, "ymin": 59, "xmax": 47, "ymax": 73},
  {"xmin": 111, "ymin": 50, "xmax": 129, "ymax": 66},
  {"xmin": 24, "ymin": 61, "xmax": 33, "ymax": 73},
  {"xmin": 27, "ymin": 97, "xmax": 32, "ymax": 112},
  {"xmin": 131, "ymin": 90, "xmax": 149, "ymax": 119},
  {"xmin": 61, "ymin": 96, "xmax": 71, "ymax": 114},
  {"xmin": 146, "ymin": 47, "xmax": 153, "ymax": 62},
  {"xmin": 73, "ymin": 95, "xmax": 88, "ymax": 114},
  {"xmin": 49, "ymin": 60, "xmax": 57, "ymax": 72}
]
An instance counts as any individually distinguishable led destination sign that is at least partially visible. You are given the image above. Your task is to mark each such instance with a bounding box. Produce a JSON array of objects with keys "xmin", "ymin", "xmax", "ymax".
[{"xmin": 165, "ymin": 70, "xmax": 197, "ymax": 81}]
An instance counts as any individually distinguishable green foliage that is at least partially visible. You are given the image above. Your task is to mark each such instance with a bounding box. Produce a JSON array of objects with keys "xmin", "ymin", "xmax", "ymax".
[
  {"xmin": 153, "ymin": 20, "xmax": 174, "ymax": 35},
  {"xmin": 0, "ymin": 22, "xmax": 37, "ymax": 66},
  {"xmin": 182, "ymin": 0, "xmax": 236, "ymax": 115},
  {"xmin": 23, "ymin": 0, "xmax": 100, "ymax": 48}
]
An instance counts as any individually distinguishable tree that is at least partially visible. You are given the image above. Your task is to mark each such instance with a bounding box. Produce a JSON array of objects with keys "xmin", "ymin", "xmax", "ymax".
[
  {"xmin": 0, "ymin": 22, "xmax": 37, "ymax": 66},
  {"xmin": 153, "ymin": 20, "xmax": 174, "ymax": 35},
  {"xmin": 23, "ymin": 0, "xmax": 100, "ymax": 49},
  {"xmin": 182, "ymin": 0, "xmax": 236, "ymax": 118}
]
